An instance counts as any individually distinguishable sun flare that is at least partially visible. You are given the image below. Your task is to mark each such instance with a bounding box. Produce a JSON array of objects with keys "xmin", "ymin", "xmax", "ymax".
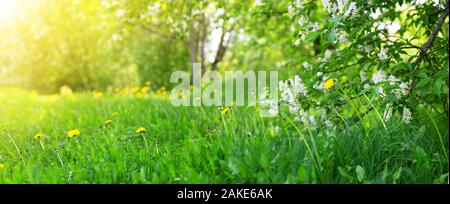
[{"xmin": 0, "ymin": 0, "xmax": 20, "ymax": 24}]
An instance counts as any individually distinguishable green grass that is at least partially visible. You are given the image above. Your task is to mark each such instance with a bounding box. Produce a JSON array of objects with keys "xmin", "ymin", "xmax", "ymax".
[{"xmin": 0, "ymin": 91, "xmax": 448, "ymax": 184}]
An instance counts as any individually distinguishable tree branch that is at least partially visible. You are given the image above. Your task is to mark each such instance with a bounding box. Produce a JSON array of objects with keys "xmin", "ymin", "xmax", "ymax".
[
  {"xmin": 415, "ymin": 1, "xmax": 449, "ymax": 66},
  {"xmin": 407, "ymin": 1, "xmax": 449, "ymax": 97},
  {"xmin": 211, "ymin": 24, "xmax": 234, "ymax": 71}
]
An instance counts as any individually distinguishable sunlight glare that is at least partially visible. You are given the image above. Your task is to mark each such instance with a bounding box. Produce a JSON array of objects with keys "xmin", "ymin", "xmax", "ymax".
[{"xmin": 0, "ymin": 0, "xmax": 20, "ymax": 25}]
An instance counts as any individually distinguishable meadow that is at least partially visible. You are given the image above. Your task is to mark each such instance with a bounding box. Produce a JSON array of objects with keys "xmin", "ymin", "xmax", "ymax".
[
  {"xmin": 0, "ymin": 0, "xmax": 448, "ymax": 184},
  {"xmin": 0, "ymin": 87, "xmax": 447, "ymax": 184}
]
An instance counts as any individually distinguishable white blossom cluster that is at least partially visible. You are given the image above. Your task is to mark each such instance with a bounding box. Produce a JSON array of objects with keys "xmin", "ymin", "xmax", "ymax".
[
  {"xmin": 383, "ymin": 103, "xmax": 393, "ymax": 121},
  {"xmin": 371, "ymin": 70, "xmax": 410, "ymax": 100},
  {"xmin": 303, "ymin": 61, "xmax": 312, "ymax": 70},
  {"xmin": 402, "ymin": 107, "xmax": 412, "ymax": 124},
  {"xmin": 321, "ymin": 0, "xmax": 358, "ymax": 18},
  {"xmin": 279, "ymin": 75, "xmax": 308, "ymax": 114},
  {"xmin": 338, "ymin": 33, "xmax": 349, "ymax": 44},
  {"xmin": 293, "ymin": 109, "xmax": 318, "ymax": 130},
  {"xmin": 288, "ymin": 0, "xmax": 304, "ymax": 17},
  {"xmin": 278, "ymin": 75, "xmax": 326, "ymax": 130},
  {"xmin": 383, "ymin": 103, "xmax": 413, "ymax": 124},
  {"xmin": 372, "ymin": 70, "xmax": 386, "ymax": 84},
  {"xmin": 379, "ymin": 47, "xmax": 389, "ymax": 60}
]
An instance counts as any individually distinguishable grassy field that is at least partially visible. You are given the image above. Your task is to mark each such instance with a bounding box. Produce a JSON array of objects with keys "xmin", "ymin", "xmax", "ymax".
[{"xmin": 0, "ymin": 89, "xmax": 448, "ymax": 184}]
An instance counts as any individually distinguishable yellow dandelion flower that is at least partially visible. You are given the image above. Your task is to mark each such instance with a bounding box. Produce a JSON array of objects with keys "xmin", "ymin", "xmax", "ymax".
[
  {"xmin": 93, "ymin": 91, "xmax": 103, "ymax": 97},
  {"xmin": 104, "ymin": 119, "xmax": 113, "ymax": 126},
  {"xmin": 177, "ymin": 91, "xmax": 183, "ymax": 98},
  {"xmin": 121, "ymin": 87, "xmax": 130, "ymax": 95},
  {"xmin": 145, "ymin": 81, "xmax": 151, "ymax": 86},
  {"xmin": 34, "ymin": 132, "xmax": 44, "ymax": 141},
  {"xmin": 68, "ymin": 129, "xmax": 80, "ymax": 139},
  {"xmin": 140, "ymin": 86, "xmax": 150, "ymax": 94},
  {"xmin": 156, "ymin": 87, "xmax": 167, "ymax": 95},
  {"xmin": 324, "ymin": 78, "xmax": 336, "ymax": 91},
  {"xmin": 131, "ymin": 87, "xmax": 140, "ymax": 94},
  {"xmin": 112, "ymin": 112, "xmax": 119, "ymax": 116},
  {"xmin": 136, "ymin": 127, "xmax": 146, "ymax": 134},
  {"xmin": 220, "ymin": 107, "xmax": 230, "ymax": 115},
  {"xmin": 0, "ymin": 163, "xmax": 5, "ymax": 170}
]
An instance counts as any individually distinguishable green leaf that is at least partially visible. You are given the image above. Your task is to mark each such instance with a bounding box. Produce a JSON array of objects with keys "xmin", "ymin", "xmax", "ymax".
[
  {"xmin": 434, "ymin": 173, "xmax": 449, "ymax": 184},
  {"xmin": 338, "ymin": 166, "xmax": 353, "ymax": 181},
  {"xmin": 305, "ymin": 32, "xmax": 320, "ymax": 42},
  {"xmin": 326, "ymin": 32, "xmax": 335, "ymax": 43},
  {"xmin": 355, "ymin": 165, "xmax": 365, "ymax": 182},
  {"xmin": 434, "ymin": 78, "xmax": 442, "ymax": 96},
  {"xmin": 392, "ymin": 167, "xmax": 402, "ymax": 183},
  {"xmin": 416, "ymin": 77, "xmax": 431, "ymax": 88}
]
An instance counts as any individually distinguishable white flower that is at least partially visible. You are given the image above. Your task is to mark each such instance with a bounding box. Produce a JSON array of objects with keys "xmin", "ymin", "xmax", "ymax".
[
  {"xmin": 316, "ymin": 72, "xmax": 323, "ymax": 77},
  {"xmin": 387, "ymin": 75, "xmax": 399, "ymax": 85},
  {"xmin": 308, "ymin": 115, "xmax": 317, "ymax": 130},
  {"xmin": 295, "ymin": 0, "xmax": 303, "ymax": 8},
  {"xmin": 344, "ymin": 2, "xmax": 357, "ymax": 17},
  {"xmin": 274, "ymin": 126, "xmax": 281, "ymax": 133},
  {"xmin": 372, "ymin": 70, "xmax": 386, "ymax": 84},
  {"xmin": 321, "ymin": 0, "xmax": 332, "ymax": 14},
  {"xmin": 402, "ymin": 107, "xmax": 412, "ymax": 124},
  {"xmin": 313, "ymin": 81, "xmax": 324, "ymax": 90},
  {"xmin": 379, "ymin": 47, "xmax": 389, "ymax": 60},
  {"xmin": 292, "ymin": 75, "xmax": 308, "ymax": 97},
  {"xmin": 294, "ymin": 39, "xmax": 301, "ymax": 46},
  {"xmin": 338, "ymin": 33, "xmax": 348, "ymax": 44},
  {"xmin": 311, "ymin": 22, "xmax": 320, "ymax": 32},
  {"xmin": 116, "ymin": 9, "xmax": 126, "ymax": 18},
  {"xmin": 392, "ymin": 89, "xmax": 403, "ymax": 99},
  {"xmin": 369, "ymin": 8, "xmax": 382, "ymax": 19},
  {"xmin": 298, "ymin": 33, "xmax": 306, "ymax": 40},
  {"xmin": 289, "ymin": 104, "xmax": 300, "ymax": 114},
  {"xmin": 399, "ymin": 82, "xmax": 409, "ymax": 93},
  {"xmin": 376, "ymin": 86, "xmax": 386, "ymax": 98},
  {"xmin": 268, "ymin": 107, "xmax": 278, "ymax": 116},
  {"xmin": 365, "ymin": 44, "xmax": 373, "ymax": 53},
  {"xmin": 322, "ymin": 0, "xmax": 340, "ymax": 16},
  {"xmin": 279, "ymin": 75, "xmax": 308, "ymax": 116},
  {"xmin": 111, "ymin": 34, "xmax": 121, "ymax": 42},
  {"xmin": 303, "ymin": 61, "xmax": 312, "ymax": 70},
  {"xmin": 363, "ymin": 83, "xmax": 371, "ymax": 89},
  {"xmin": 324, "ymin": 120, "xmax": 334, "ymax": 128},
  {"xmin": 359, "ymin": 70, "xmax": 367, "ymax": 81},
  {"xmin": 298, "ymin": 17, "xmax": 306, "ymax": 26},
  {"xmin": 279, "ymin": 81, "xmax": 295, "ymax": 105},
  {"xmin": 288, "ymin": 4, "xmax": 295, "ymax": 16},
  {"xmin": 383, "ymin": 104, "xmax": 393, "ymax": 121},
  {"xmin": 324, "ymin": 49, "xmax": 332, "ymax": 60},
  {"xmin": 336, "ymin": 0, "xmax": 347, "ymax": 11}
]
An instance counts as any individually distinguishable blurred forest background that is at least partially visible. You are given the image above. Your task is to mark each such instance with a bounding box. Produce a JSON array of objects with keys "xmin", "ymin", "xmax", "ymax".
[
  {"xmin": 0, "ymin": 0, "xmax": 297, "ymax": 93},
  {"xmin": 0, "ymin": 0, "xmax": 448, "ymax": 97}
]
